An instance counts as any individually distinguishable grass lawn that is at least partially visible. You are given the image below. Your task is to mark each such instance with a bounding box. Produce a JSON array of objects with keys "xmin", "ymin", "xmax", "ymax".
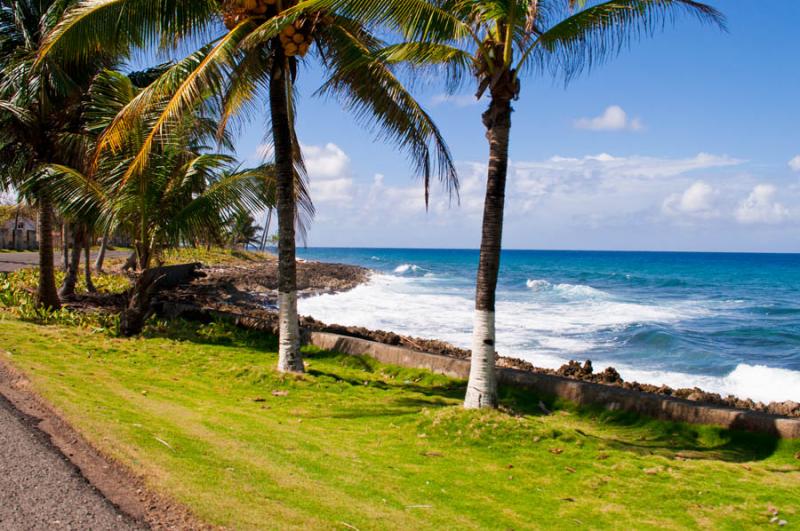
[{"xmin": 0, "ymin": 316, "xmax": 798, "ymax": 530}]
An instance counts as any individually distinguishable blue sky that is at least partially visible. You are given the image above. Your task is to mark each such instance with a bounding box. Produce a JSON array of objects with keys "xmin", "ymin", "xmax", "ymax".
[{"xmin": 185, "ymin": 2, "xmax": 800, "ymax": 252}]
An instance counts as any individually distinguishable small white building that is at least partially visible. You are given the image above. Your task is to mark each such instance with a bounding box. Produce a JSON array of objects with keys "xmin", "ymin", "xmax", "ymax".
[{"xmin": 0, "ymin": 216, "xmax": 38, "ymax": 250}]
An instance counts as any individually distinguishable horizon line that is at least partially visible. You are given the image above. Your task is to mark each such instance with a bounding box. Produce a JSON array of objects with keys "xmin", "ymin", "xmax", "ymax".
[{"xmin": 290, "ymin": 245, "xmax": 800, "ymax": 256}]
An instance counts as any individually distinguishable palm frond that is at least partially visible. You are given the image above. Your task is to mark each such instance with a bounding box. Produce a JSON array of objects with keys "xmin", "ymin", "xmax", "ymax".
[
  {"xmin": 37, "ymin": 0, "xmax": 220, "ymax": 66},
  {"xmin": 518, "ymin": 0, "xmax": 725, "ymax": 81},
  {"xmin": 95, "ymin": 21, "xmax": 255, "ymax": 184},
  {"xmin": 316, "ymin": 15, "xmax": 459, "ymax": 205}
]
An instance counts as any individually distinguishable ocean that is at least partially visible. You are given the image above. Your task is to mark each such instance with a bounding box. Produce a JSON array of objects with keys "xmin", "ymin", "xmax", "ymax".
[{"xmin": 295, "ymin": 248, "xmax": 800, "ymax": 404}]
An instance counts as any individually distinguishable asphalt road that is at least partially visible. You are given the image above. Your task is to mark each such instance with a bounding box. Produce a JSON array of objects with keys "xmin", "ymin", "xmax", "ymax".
[
  {"xmin": 0, "ymin": 395, "xmax": 139, "ymax": 530},
  {"xmin": 0, "ymin": 251, "xmax": 128, "ymax": 273}
]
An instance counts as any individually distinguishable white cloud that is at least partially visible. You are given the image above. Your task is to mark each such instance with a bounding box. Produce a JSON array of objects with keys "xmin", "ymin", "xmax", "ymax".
[
  {"xmin": 662, "ymin": 181, "xmax": 717, "ymax": 218},
  {"xmin": 286, "ymin": 143, "xmax": 798, "ymax": 252},
  {"xmin": 310, "ymin": 178, "xmax": 354, "ymax": 203},
  {"xmin": 302, "ymin": 143, "xmax": 351, "ymax": 179},
  {"xmin": 789, "ymin": 155, "xmax": 800, "ymax": 172},
  {"xmin": 735, "ymin": 184, "xmax": 790, "ymax": 224},
  {"xmin": 352, "ymin": 151, "xmax": 744, "ymax": 223},
  {"xmin": 513, "ymin": 152, "xmax": 742, "ymax": 183},
  {"xmin": 574, "ymin": 105, "xmax": 644, "ymax": 132},
  {"xmin": 300, "ymin": 143, "xmax": 355, "ymax": 204}
]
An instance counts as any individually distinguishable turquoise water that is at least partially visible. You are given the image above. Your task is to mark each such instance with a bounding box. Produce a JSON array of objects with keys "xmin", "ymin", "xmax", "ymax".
[{"xmin": 296, "ymin": 248, "xmax": 800, "ymax": 403}]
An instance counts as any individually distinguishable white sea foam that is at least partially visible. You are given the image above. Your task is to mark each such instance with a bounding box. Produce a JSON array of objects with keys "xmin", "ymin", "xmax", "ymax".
[
  {"xmin": 298, "ymin": 273, "xmax": 799, "ymax": 403},
  {"xmin": 600, "ymin": 363, "xmax": 800, "ymax": 404},
  {"xmin": 526, "ymin": 278, "xmax": 610, "ymax": 300},
  {"xmin": 300, "ymin": 273, "xmax": 697, "ymax": 354},
  {"xmin": 526, "ymin": 279, "xmax": 551, "ymax": 291},
  {"xmin": 394, "ymin": 263, "xmax": 422, "ymax": 274}
]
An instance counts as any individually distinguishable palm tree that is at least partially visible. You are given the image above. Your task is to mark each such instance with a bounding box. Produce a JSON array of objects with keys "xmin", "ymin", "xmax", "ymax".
[
  {"xmin": 48, "ymin": 69, "xmax": 293, "ymax": 333},
  {"xmin": 40, "ymin": 0, "xmax": 458, "ymax": 373},
  {"xmin": 0, "ymin": 0, "xmax": 109, "ymax": 309},
  {"xmin": 329, "ymin": 0, "xmax": 724, "ymax": 408},
  {"xmin": 226, "ymin": 210, "xmax": 261, "ymax": 249}
]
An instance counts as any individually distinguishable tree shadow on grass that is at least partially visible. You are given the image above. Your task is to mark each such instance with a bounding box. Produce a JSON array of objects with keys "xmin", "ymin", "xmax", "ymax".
[
  {"xmin": 141, "ymin": 317, "xmax": 279, "ymax": 351},
  {"xmin": 306, "ymin": 350, "xmax": 785, "ymax": 463},
  {"xmin": 305, "ymin": 367, "xmax": 464, "ymax": 402},
  {"xmin": 499, "ymin": 385, "xmax": 783, "ymax": 463}
]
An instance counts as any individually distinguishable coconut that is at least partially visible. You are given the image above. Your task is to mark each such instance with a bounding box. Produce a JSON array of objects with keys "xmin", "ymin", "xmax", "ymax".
[{"xmin": 221, "ymin": 0, "xmax": 316, "ymax": 57}]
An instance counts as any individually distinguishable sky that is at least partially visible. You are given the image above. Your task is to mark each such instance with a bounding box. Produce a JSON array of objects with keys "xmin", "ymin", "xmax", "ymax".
[{"xmin": 192, "ymin": 2, "xmax": 799, "ymax": 252}]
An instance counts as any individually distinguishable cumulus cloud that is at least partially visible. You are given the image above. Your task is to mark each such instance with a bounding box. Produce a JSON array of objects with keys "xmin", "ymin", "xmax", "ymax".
[
  {"xmin": 662, "ymin": 181, "xmax": 717, "ymax": 218},
  {"xmin": 306, "ymin": 150, "xmax": 744, "ymax": 224},
  {"xmin": 789, "ymin": 155, "xmax": 800, "ymax": 172},
  {"xmin": 735, "ymin": 184, "xmax": 790, "ymax": 224},
  {"xmin": 285, "ymin": 142, "xmax": 798, "ymax": 251},
  {"xmin": 574, "ymin": 105, "xmax": 643, "ymax": 132},
  {"xmin": 300, "ymin": 143, "xmax": 355, "ymax": 203},
  {"xmin": 511, "ymin": 153, "xmax": 743, "ymax": 194},
  {"xmin": 302, "ymin": 143, "xmax": 350, "ymax": 179}
]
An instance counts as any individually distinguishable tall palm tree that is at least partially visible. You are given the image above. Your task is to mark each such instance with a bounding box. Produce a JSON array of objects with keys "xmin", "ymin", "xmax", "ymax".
[
  {"xmin": 39, "ymin": 0, "xmax": 458, "ymax": 373},
  {"xmin": 314, "ymin": 0, "xmax": 723, "ymax": 408},
  {"xmin": 0, "ymin": 0, "xmax": 109, "ymax": 309}
]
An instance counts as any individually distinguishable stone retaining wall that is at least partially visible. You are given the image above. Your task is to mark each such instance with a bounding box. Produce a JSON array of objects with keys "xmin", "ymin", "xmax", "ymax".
[{"xmin": 310, "ymin": 331, "xmax": 800, "ymax": 439}]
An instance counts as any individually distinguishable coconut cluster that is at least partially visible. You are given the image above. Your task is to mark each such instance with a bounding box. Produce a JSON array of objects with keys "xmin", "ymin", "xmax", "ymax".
[
  {"xmin": 222, "ymin": 0, "xmax": 286, "ymax": 29},
  {"xmin": 278, "ymin": 21, "xmax": 313, "ymax": 57},
  {"xmin": 222, "ymin": 0, "xmax": 319, "ymax": 58}
]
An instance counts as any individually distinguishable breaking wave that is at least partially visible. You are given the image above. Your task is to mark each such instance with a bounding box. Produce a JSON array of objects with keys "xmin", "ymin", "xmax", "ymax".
[
  {"xmin": 526, "ymin": 279, "xmax": 610, "ymax": 299},
  {"xmin": 394, "ymin": 263, "xmax": 422, "ymax": 274}
]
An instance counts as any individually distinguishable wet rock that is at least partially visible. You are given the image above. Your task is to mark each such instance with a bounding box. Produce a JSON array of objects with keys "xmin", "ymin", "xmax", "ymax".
[{"xmin": 599, "ymin": 367, "xmax": 622, "ymax": 384}]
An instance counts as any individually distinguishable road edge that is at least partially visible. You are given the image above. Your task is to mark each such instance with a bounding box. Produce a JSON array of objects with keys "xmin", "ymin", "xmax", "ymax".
[{"xmin": 0, "ymin": 351, "xmax": 212, "ymax": 530}]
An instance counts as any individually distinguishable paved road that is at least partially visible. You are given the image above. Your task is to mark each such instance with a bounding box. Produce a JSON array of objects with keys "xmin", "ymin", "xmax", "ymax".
[
  {"xmin": 0, "ymin": 251, "xmax": 128, "ymax": 273},
  {"xmin": 0, "ymin": 395, "xmax": 139, "ymax": 530}
]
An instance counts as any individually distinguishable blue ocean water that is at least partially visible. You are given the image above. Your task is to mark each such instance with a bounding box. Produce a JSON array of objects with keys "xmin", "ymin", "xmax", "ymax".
[{"xmin": 296, "ymin": 248, "xmax": 800, "ymax": 403}]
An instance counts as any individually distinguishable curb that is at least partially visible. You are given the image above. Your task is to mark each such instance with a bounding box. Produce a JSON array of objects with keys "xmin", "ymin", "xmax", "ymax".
[{"xmin": 310, "ymin": 331, "xmax": 800, "ymax": 439}]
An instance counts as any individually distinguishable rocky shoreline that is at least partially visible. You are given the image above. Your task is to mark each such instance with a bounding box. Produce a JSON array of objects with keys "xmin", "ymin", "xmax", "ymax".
[{"xmin": 70, "ymin": 257, "xmax": 800, "ymax": 420}]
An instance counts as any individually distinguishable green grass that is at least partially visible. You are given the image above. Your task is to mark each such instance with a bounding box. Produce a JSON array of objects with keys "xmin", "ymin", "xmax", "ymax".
[
  {"xmin": 0, "ymin": 316, "xmax": 797, "ymax": 530},
  {"xmin": 160, "ymin": 246, "xmax": 268, "ymax": 266},
  {"xmin": 100, "ymin": 246, "xmax": 270, "ymax": 271}
]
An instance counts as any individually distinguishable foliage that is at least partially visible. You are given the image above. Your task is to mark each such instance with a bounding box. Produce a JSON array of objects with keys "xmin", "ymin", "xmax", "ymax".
[
  {"xmin": 0, "ymin": 267, "xmax": 127, "ymax": 329},
  {"xmin": 225, "ymin": 210, "xmax": 262, "ymax": 249},
  {"xmin": 42, "ymin": 68, "xmax": 285, "ymax": 271},
  {"xmin": 0, "ymin": 0, "xmax": 108, "ymax": 197},
  {"xmin": 0, "ymin": 316, "xmax": 797, "ymax": 529},
  {"xmin": 39, "ymin": 0, "xmax": 459, "ymax": 203},
  {"xmin": 0, "ymin": 203, "xmax": 35, "ymax": 223}
]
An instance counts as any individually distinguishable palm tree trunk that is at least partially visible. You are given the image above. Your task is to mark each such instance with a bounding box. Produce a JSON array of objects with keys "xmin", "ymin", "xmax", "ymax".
[
  {"xmin": 36, "ymin": 192, "xmax": 60, "ymax": 309},
  {"xmin": 464, "ymin": 96, "xmax": 513, "ymax": 409},
  {"xmin": 84, "ymin": 229, "xmax": 96, "ymax": 293},
  {"xmin": 59, "ymin": 225, "xmax": 82, "ymax": 298},
  {"xmin": 95, "ymin": 225, "xmax": 110, "ymax": 273},
  {"xmin": 260, "ymin": 208, "xmax": 273, "ymax": 252},
  {"xmin": 269, "ymin": 56, "xmax": 303, "ymax": 374},
  {"xmin": 62, "ymin": 223, "xmax": 69, "ymax": 270}
]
